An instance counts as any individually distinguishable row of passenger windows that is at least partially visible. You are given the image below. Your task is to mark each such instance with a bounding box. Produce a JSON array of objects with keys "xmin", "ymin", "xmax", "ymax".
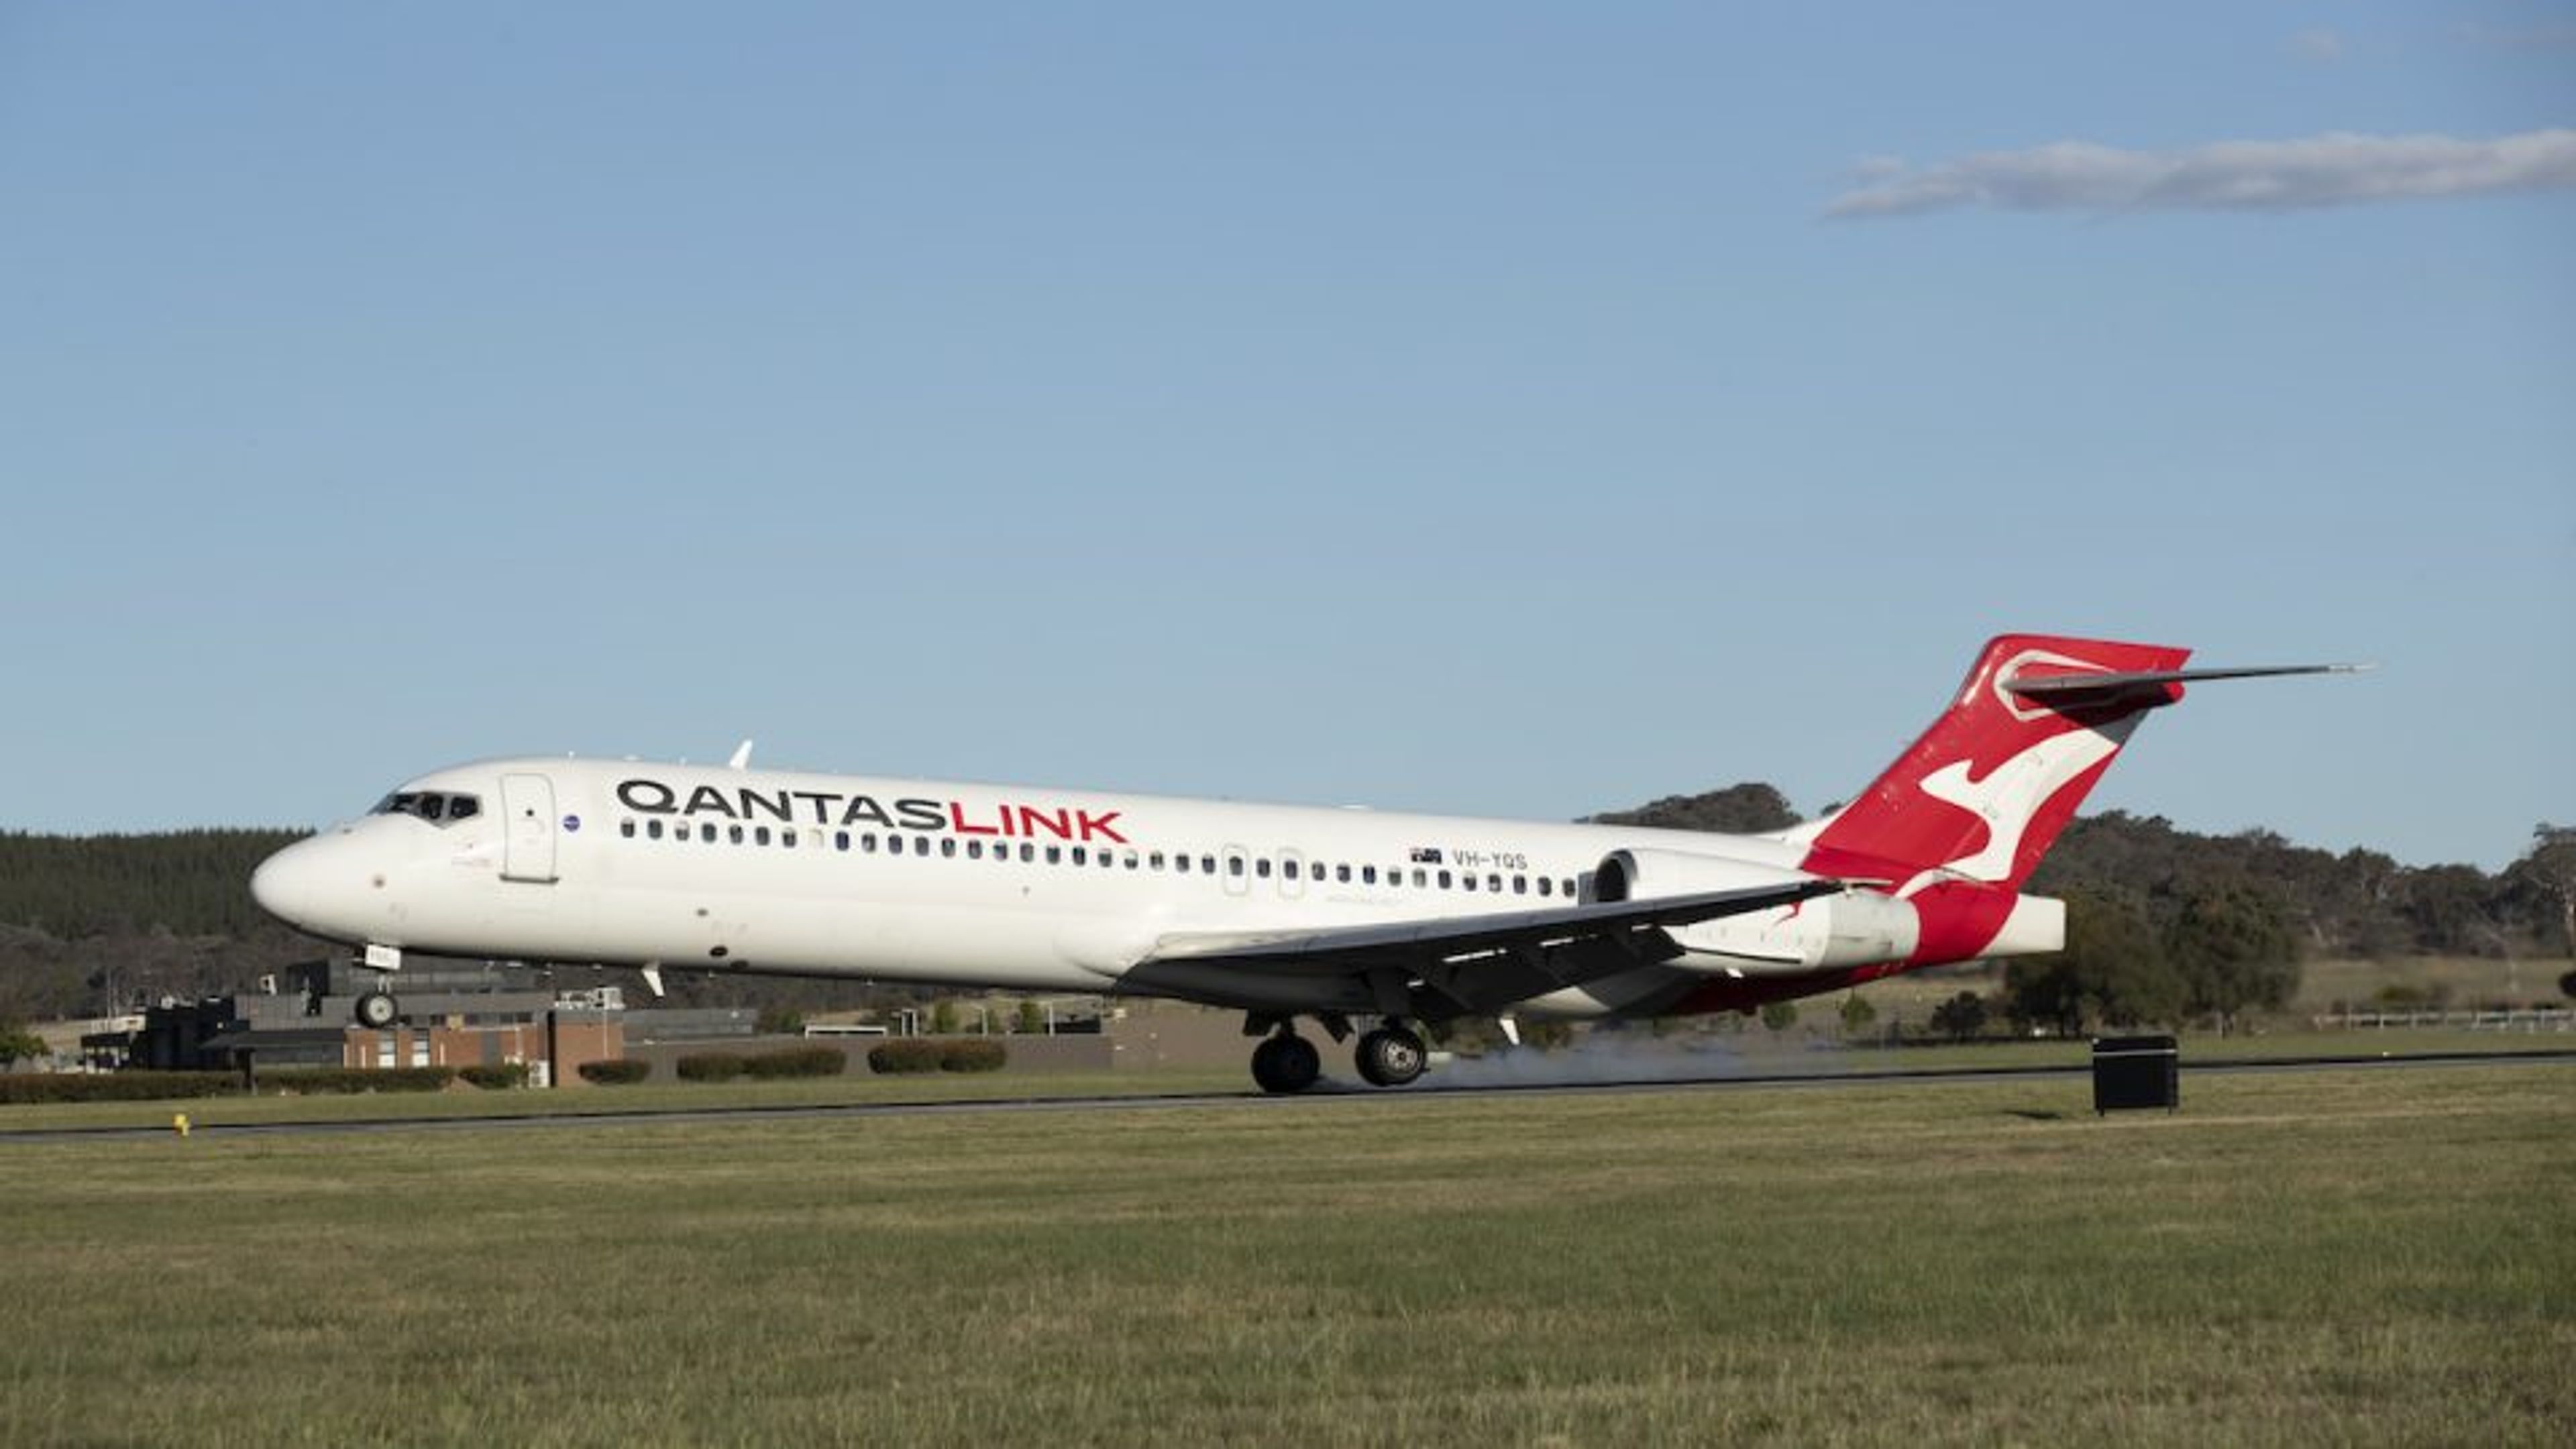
[{"xmin": 614, "ymin": 817, "xmax": 1580, "ymax": 899}]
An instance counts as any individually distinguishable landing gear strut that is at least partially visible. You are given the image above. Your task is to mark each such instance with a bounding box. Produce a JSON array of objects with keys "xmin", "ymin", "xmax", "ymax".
[
  {"xmin": 1354, "ymin": 1023, "xmax": 1428, "ymax": 1088},
  {"xmin": 1249, "ymin": 1032, "xmax": 1322, "ymax": 1095}
]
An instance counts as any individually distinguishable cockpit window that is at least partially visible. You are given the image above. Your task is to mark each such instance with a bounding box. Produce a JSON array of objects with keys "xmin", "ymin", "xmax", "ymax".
[{"xmin": 372, "ymin": 791, "xmax": 482, "ymax": 826}]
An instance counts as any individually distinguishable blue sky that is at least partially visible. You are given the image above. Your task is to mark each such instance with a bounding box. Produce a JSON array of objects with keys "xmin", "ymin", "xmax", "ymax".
[{"xmin": 3, "ymin": 3, "xmax": 2569, "ymax": 867}]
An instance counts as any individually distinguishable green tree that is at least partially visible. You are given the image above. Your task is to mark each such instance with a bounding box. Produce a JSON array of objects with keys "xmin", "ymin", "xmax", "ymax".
[
  {"xmin": 1836, "ymin": 992, "xmax": 1877, "ymax": 1037},
  {"xmin": 0, "ymin": 1022, "xmax": 46, "ymax": 1068},
  {"xmin": 755, "ymin": 1005, "xmax": 805, "ymax": 1036},
  {"xmin": 2505, "ymin": 825, "xmax": 2576, "ymax": 961},
  {"xmin": 1588, "ymin": 783, "xmax": 1801, "ymax": 833},
  {"xmin": 928, "ymin": 1000, "xmax": 959, "ymax": 1035},
  {"xmin": 1758, "ymin": 1000, "xmax": 1799, "ymax": 1034},
  {"xmin": 1928, "ymin": 991, "xmax": 1988, "ymax": 1042},
  {"xmin": 1015, "ymin": 1000, "xmax": 1043, "ymax": 1034},
  {"xmin": 2004, "ymin": 889, "xmax": 2183, "ymax": 1036},
  {"xmin": 2165, "ymin": 882, "xmax": 2299, "ymax": 1032}
]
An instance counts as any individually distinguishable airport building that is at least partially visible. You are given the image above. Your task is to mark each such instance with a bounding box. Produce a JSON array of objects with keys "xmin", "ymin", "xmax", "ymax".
[{"xmin": 83, "ymin": 959, "xmax": 626, "ymax": 1086}]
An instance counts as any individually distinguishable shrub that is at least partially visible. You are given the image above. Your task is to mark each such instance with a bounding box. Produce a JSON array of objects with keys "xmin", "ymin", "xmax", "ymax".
[
  {"xmin": 940, "ymin": 1038, "xmax": 1006, "ymax": 1073},
  {"xmin": 261, "ymin": 1067, "xmax": 455, "ymax": 1095},
  {"xmin": 0, "ymin": 1071, "xmax": 239, "ymax": 1105},
  {"xmin": 578, "ymin": 1059, "xmax": 651, "ymax": 1085},
  {"xmin": 742, "ymin": 1045, "xmax": 846, "ymax": 1079},
  {"xmin": 866, "ymin": 1039, "xmax": 946, "ymax": 1075},
  {"xmin": 458, "ymin": 1063, "xmax": 531, "ymax": 1090},
  {"xmin": 674, "ymin": 1052, "xmax": 747, "ymax": 1083}
]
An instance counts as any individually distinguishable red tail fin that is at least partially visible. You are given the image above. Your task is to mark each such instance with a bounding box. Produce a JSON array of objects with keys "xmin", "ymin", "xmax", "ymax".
[{"xmin": 1797, "ymin": 634, "xmax": 2192, "ymax": 889}]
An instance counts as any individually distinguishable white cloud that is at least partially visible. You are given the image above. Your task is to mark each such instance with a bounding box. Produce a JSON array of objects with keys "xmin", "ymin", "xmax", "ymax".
[
  {"xmin": 2289, "ymin": 28, "xmax": 2346, "ymax": 63},
  {"xmin": 1826, "ymin": 128, "xmax": 2576, "ymax": 218}
]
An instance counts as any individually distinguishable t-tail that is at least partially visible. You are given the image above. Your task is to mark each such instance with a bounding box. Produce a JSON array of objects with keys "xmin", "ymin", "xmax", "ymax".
[{"xmin": 1790, "ymin": 633, "xmax": 2357, "ymax": 968}]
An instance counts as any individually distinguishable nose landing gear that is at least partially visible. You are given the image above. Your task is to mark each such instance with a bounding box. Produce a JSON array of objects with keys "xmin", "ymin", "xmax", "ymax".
[{"xmin": 354, "ymin": 989, "xmax": 400, "ymax": 1030}]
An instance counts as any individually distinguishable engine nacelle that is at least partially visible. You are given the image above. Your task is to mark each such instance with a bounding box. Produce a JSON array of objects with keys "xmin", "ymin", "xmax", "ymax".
[{"xmin": 1595, "ymin": 847, "xmax": 1921, "ymax": 975}]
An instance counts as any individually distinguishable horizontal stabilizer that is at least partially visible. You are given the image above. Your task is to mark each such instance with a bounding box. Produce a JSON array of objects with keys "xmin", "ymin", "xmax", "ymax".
[{"xmin": 2004, "ymin": 662, "xmax": 2367, "ymax": 711}]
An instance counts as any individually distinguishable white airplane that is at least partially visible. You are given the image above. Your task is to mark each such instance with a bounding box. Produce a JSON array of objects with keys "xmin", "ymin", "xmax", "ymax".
[{"xmin": 250, "ymin": 634, "xmax": 2350, "ymax": 1091}]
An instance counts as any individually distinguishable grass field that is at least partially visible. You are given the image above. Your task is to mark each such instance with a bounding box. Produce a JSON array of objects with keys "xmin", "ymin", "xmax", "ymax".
[
  {"xmin": 3, "ymin": 1064, "xmax": 2568, "ymax": 1446},
  {"xmin": 3, "ymin": 1026, "xmax": 2567, "ymax": 1135}
]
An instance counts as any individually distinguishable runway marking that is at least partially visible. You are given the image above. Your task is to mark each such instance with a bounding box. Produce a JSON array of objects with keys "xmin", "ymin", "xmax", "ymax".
[{"xmin": 3, "ymin": 1049, "xmax": 2569, "ymax": 1143}]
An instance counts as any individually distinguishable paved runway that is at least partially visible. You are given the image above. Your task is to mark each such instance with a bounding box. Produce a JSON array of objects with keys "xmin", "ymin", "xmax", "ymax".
[{"xmin": 6, "ymin": 1048, "xmax": 2569, "ymax": 1143}]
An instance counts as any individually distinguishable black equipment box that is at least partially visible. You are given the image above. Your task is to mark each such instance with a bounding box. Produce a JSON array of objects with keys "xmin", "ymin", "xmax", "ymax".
[{"xmin": 2091, "ymin": 1034, "xmax": 2180, "ymax": 1114}]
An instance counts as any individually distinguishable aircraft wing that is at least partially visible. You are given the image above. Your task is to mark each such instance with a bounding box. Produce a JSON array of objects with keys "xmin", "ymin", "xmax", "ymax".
[{"xmin": 1129, "ymin": 877, "xmax": 1845, "ymax": 1016}]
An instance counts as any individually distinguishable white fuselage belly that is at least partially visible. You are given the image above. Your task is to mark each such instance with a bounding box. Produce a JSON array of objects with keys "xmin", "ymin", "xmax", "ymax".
[{"xmin": 273, "ymin": 757, "xmax": 1838, "ymax": 1018}]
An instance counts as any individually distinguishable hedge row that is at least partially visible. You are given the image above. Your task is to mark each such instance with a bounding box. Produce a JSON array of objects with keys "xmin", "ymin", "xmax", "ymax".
[
  {"xmin": 676, "ymin": 1046, "xmax": 850, "ymax": 1082},
  {"xmin": 260, "ymin": 1067, "xmax": 455, "ymax": 1095},
  {"xmin": 867, "ymin": 1039, "xmax": 1006, "ymax": 1075},
  {"xmin": 743, "ymin": 1046, "xmax": 846, "ymax": 1079},
  {"xmin": 675, "ymin": 1052, "xmax": 745, "ymax": 1082},
  {"xmin": 0, "ymin": 1072, "xmax": 240, "ymax": 1104},
  {"xmin": 458, "ymin": 1063, "xmax": 531, "ymax": 1090},
  {"xmin": 578, "ymin": 1059, "xmax": 652, "ymax": 1085}
]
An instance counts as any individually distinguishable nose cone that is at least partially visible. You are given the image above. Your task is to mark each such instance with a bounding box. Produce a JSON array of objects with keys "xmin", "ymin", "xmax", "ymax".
[{"xmin": 251, "ymin": 837, "xmax": 342, "ymax": 936}]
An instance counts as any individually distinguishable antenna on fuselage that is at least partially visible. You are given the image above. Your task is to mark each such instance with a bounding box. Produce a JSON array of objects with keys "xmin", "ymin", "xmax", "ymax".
[{"xmin": 727, "ymin": 739, "xmax": 754, "ymax": 771}]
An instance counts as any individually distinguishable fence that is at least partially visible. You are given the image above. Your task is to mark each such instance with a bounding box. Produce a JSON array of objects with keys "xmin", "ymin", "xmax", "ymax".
[{"xmin": 2310, "ymin": 1008, "xmax": 2573, "ymax": 1032}]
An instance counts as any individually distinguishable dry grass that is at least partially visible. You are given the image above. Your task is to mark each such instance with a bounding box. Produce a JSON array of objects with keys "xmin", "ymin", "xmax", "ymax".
[{"xmin": 2, "ymin": 1064, "xmax": 2568, "ymax": 1446}]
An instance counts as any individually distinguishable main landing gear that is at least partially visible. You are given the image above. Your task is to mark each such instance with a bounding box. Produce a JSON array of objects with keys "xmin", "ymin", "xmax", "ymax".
[
  {"xmin": 1250, "ymin": 1032, "xmax": 1322, "ymax": 1095},
  {"xmin": 1246, "ymin": 1018, "xmax": 1430, "ymax": 1093},
  {"xmin": 1354, "ymin": 1024, "xmax": 1428, "ymax": 1088}
]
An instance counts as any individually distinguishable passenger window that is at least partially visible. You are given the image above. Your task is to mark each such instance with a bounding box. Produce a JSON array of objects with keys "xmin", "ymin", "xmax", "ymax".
[
  {"xmin": 941, "ymin": 838, "xmax": 957, "ymax": 857},
  {"xmin": 1513, "ymin": 875, "xmax": 1527, "ymax": 894},
  {"xmin": 1046, "ymin": 846, "xmax": 1063, "ymax": 865},
  {"xmin": 1336, "ymin": 864, "xmax": 1350, "ymax": 883},
  {"xmin": 1361, "ymin": 865, "xmax": 1377, "ymax": 885},
  {"xmin": 1438, "ymin": 870, "xmax": 1453, "ymax": 889},
  {"xmin": 835, "ymin": 830, "xmax": 850, "ymax": 851},
  {"xmin": 1073, "ymin": 847, "xmax": 1088, "ymax": 865},
  {"xmin": 1150, "ymin": 852, "xmax": 1166, "ymax": 870},
  {"xmin": 914, "ymin": 836, "xmax": 931, "ymax": 857},
  {"xmin": 1462, "ymin": 873, "xmax": 1477, "ymax": 892},
  {"xmin": 700, "ymin": 823, "xmax": 716, "ymax": 843},
  {"xmin": 1413, "ymin": 869, "xmax": 1428, "ymax": 888},
  {"xmin": 620, "ymin": 820, "xmax": 636, "ymax": 839},
  {"xmin": 729, "ymin": 824, "xmax": 745, "ymax": 845},
  {"xmin": 1020, "ymin": 843, "xmax": 1035, "ymax": 862},
  {"xmin": 1280, "ymin": 859, "xmax": 1297, "ymax": 881},
  {"xmin": 646, "ymin": 819, "xmax": 663, "ymax": 840},
  {"xmin": 1487, "ymin": 873, "xmax": 1502, "ymax": 893},
  {"xmin": 782, "ymin": 830, "xmax": 797, "ymax": 849},
  {"xmin": 1173, "ymin": 854, "xmax": 1189, "ymax": 874},
  {"xmin": 1562, "ymin": 878, "xmax": 1577, "ymax": 898},
  {"xmin": 755, "ymin": 826, "xmax": 771, "ymax": 846},
  {"xmin": 1256, "ymin": 858, "xmax": 1272, "ymax": 879},
  {"xmin": 1226, "ymin": 855, "xmax": 1244, "ymax": 877},
  {"xmin": 967, "ymin": 839, "xmax": 983, "ymax": 859},
  {"xmin": 1538, "ymin": 877, "xmax": 1552, "ymax": 897}
]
